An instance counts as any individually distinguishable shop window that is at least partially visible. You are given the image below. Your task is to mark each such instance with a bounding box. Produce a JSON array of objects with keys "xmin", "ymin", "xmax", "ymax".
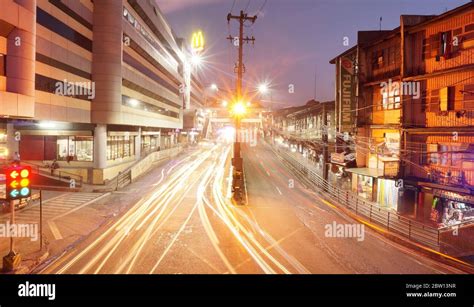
[
  {"xmin": 377, "ymin": 179, "xmax": 398, "ymax": 210},
  {"xmin": 57, "ymin": 136, "xmax": 93, "ymax": 161},
  {"xmin": 75, "ymin": 137, "xmax": 93, "ymax": 161},
  {"xmin": 356, "ymin": 174, "xmax": 373, "ymax": 201},
  {"xmin": 107, "ymin": 135, "xmax": 135, "ymax": 161}
]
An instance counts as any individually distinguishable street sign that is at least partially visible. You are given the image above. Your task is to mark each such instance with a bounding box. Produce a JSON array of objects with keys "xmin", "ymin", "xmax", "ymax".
[{"xmin": 5, "ymin": 166, "xmax": 31, "ymax": 200}]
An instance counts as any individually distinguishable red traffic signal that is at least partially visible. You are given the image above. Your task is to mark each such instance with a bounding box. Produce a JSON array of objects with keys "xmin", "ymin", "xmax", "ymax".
[{"xmin": 5, "ymin": 165, "xmax": 31, "ymax": 200}]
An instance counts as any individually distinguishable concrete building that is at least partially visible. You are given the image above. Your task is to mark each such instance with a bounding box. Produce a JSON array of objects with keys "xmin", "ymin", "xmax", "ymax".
[{"xmin": 0, "ymin": 0, "xmax": 203, "ymax": 184}]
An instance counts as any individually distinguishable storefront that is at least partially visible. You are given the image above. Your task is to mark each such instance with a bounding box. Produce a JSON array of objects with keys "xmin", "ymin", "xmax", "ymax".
[
  {"xmin": 419, "ymin": 186, "xmax": 474, "ymax": 226},
  {"xmin": 329, "ymin": 152, "xmax": 355, "ymax": 191},
  {"xmin": 348, "ymin": 168, "xmax": 382, "ymax": 202},
  {"xmin": 347, "ymin": 168, "xmax": 401, "ymax": 211},
  {"xmin": 376, "ymin": 178, "xmax": 400, "ymax": 211}
]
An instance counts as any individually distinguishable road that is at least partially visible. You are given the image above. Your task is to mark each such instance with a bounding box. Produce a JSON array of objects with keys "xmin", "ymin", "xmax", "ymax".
[{"xmin": 39, "ymin": 141, "xmax": 463, "ymax": 274}]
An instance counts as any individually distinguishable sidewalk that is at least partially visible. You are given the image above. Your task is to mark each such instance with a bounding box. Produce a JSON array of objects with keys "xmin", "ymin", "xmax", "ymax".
[
  {"xmin": 266, "ymin": 140, "xmax": 474, "ymax": 272},
  {"xmin": 0, "ymin": 146, "xmax": 193, "ymax": 273}
]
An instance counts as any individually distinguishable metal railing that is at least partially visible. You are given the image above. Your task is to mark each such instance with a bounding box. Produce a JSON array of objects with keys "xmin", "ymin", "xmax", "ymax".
[
  {"xmin": 20, "ymin": 161, "xmax": 83, "ymax": 188},
  {"xmin": 272, "ymin": 144, "xmax": 442, "ymax": 249},
  {"xmin": 116, "ymin": 170, "xmax": 132, "ymax": 190},
  {"xmin": 115, "ymin": 144, "xmax": 183, "ymax": 190}
]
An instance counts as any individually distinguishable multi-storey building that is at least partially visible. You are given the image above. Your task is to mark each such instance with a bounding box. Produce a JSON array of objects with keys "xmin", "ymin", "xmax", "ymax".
[
  {"xmin": 402, "ymin": 2, "xmax": 474, "ymax": 225},
  {"xmin": 270, "ymin": 100, "xmax": 336, "ymax": 177},
  {"xmin": 330, "ymin": 2, "xmax": 474, "ymax": 226},
  {"xmin": 0, "ymin": 0, "xmax": 203, "ymax": 184}
]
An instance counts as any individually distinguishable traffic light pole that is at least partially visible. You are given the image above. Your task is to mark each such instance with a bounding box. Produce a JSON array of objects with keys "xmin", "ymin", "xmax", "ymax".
[
  {"xmin": 227, "ymin": 10, "xmax": 256, "ymax": 205},
  {"xmin": 3, "ymin": 199, "xmax": 21, "ymax": 272},
  {"xmin": 9, "ymin": 199, "xmax": 15, "ymax": 252}
]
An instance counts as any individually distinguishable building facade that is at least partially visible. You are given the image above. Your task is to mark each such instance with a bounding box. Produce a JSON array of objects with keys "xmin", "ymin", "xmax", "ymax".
[
  {"xmin": 0, "ymin": 0, "xmax": 203, "ymax": 184},
  {"xmin": 270, "ymin": 100, "xmax": 336, "ymax": 178},
  {"xmin": 330, "ymin": 2, "xmax": 474, "ymax": 227},
  {"xmin": 402, "ymin": 2, "xmax": 474, "ymax": 226}
]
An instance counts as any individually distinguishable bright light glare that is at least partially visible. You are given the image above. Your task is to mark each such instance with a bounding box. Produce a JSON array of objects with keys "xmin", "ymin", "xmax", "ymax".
[
  {"xmin": 129, "ymin": 99, "xmax": 139, "ymax": 107},
  {"xmin": 38, "ymin": 121, "xmax": 56, "ymax": 128},
  {"xmin": 258, "ymin": 83, "xmax": 269, "ymax": 94},
  {"xmin": 191, "ymin": 54, "xmax": 202, "ymax": 65},
  {"xmin": 232, "ymin": 102, "xmax": 246, "ymax": 116},
  {"xmin": 210, "ymin": 83, "xmax": 218, "ymax": 91},
  {"xmin": 222, "ymin": 100, "xmax": 228, "ymax": 107}
]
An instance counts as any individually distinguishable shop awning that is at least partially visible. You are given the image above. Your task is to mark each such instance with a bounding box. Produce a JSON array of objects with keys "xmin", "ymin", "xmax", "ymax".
[{"xmin": 346, "ymin": 168, "xmax": 384, "ymax": 178}]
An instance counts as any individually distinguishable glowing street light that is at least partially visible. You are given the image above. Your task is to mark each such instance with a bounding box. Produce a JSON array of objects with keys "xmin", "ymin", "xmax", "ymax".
[
  {"xmin": 258, "ymin": 83, "xmax": 269, "ymax": 94},
  {"xmin": 232, "ymin": 102, "xmax": 246, "ymax": 116},
  {"xmin": 210, "ymin": 83, "xmax": 218, "ymax": 91},
  {"xmin": 191, "ymin": 54, "xmax": 202, "ymax": 66}
]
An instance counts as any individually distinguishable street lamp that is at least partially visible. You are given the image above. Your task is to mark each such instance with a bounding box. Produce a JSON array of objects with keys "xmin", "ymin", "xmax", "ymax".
[
  {"xmin": 258, "ymin": 83, "xmax": 269, "ymax": 94},
  {"xmin": 232, "ymin": 101, "xmax": 247, "ymax": 116},
  {"xmin": 191, "ymin": 54, "xmax": 202, "ymax": 66}
]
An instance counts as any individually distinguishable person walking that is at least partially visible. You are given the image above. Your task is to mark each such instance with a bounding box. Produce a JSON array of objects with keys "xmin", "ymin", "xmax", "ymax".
[{"xmin": 12, "ymin": 151, "xmax": 20, "ymax": 165}]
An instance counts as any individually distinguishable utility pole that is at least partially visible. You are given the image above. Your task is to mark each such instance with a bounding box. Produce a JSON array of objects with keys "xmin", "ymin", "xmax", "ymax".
[
  {"xmin": 227, "ymin": 10, "xmax": 256, "ymax": 205},
  {"xmin": 322, "ymin": 103, "xmax": 329, "ymax": 182}
]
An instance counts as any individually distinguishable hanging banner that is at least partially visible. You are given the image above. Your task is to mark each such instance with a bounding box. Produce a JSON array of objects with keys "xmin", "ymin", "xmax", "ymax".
[{"xmin": 340, "ymin": 55, "xmax": 356, "ymax": 132}]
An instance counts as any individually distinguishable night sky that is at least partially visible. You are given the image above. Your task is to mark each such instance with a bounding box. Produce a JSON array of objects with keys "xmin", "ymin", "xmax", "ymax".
[{"xmin": 156, "ymin": 0, "xmax": 470, "ymax": 108}]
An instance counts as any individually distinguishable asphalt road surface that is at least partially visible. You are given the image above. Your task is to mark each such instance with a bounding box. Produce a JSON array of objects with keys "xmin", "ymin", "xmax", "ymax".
[{"xmin": 39, "ymin": 141, "xmax": 464, "ymax": 274}]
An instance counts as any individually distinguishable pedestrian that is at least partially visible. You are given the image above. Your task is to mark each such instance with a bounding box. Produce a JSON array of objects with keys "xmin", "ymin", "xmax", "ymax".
[
  {"xmin": 12, "ymin": 151, "xmax": 20, "ymax": 165},
  {"xmin": 50, "ymin": 159, "xmax": 59, "ymax": 175}
]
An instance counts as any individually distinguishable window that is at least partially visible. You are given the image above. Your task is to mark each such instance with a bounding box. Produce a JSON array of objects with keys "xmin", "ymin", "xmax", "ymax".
[
  {"xmin": 381, "ymin": 88, "xmax": 400, "ymax": 110},
  {"xmin": 0, "ymin": 54, "xmax": 5, "ymax": 76},
  {"xmin": 427, "ymin": 144, "xmax": 438, "ymax": 165},
  {"xmin": 439, "ymin": 86, "xmax": 455, "ymax": 111},
  {"xmin": 107, "ymin": 135, "xmax": 135, "ymax": 161},
  {"xmin": 377, "ymin": 50, "xmax": 384, "ymax": 67},
  {"xmin": 389, "ymin": 47, "xmax": 396, "ymax": 65},
  {"xmin": 57, "ymin": 136, "xmax": 93, "ymax": 161},
  {"xmin": 439, "ymin": 31, "xmax": 451, "ymax": 57},
  {"xmin": 428, "ymin": 143, "xmax": 464, "ymax": 167}
]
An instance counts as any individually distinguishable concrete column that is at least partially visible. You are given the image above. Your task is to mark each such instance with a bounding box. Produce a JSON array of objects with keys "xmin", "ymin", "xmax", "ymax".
[
  {"xmin": 6, "ymin": 123, "xmax": 18, "ymax": 159},
  {"xmin": 91, "ymin": 0, "xmax": 123, "ymax": 124},
  {"xmin": 135, "ymin": 127, "xmax": 141, "ymax": 160},
  {"xmin": 94, "ymin": 124, "xmax": 107, "ymax": 169},
  {"xmin": 6, "ymin": 1, "xmax": 36, "ymax": 97}
]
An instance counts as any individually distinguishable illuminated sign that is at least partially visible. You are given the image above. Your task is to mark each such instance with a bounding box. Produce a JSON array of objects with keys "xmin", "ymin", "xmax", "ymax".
[{"xmin": 191, "ymin": 31, "xmax": 205, "ymax": 52}]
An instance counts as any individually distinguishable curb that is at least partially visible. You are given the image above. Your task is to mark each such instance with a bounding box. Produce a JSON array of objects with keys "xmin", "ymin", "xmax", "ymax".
[
  {"xmin": 32, "ymin": 185, "xmax": 80, "ymax": 192},
  {"xmin": 268, "ymin": 142, "xmax": 474, "ymax": 273}
]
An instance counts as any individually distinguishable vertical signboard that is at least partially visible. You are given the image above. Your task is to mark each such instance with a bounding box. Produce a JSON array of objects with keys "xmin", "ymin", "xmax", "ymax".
[{"xmin": 339, "ymin": 55, "xmax": 356, "ymax": 132}]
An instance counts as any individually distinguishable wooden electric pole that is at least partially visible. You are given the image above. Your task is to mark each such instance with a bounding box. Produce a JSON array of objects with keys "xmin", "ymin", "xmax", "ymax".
[{"xmin": 227, "ymin": 10, "xmax": 256, "ymax": 205}]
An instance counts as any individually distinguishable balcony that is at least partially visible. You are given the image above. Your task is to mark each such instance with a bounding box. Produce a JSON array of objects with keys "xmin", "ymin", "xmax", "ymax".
[{"xmin": 408, "ymin": 164, "xmax": 474, "ymax": 189}]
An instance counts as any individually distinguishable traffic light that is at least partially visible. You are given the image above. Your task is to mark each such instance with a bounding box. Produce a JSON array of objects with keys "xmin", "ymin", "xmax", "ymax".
[{"xmin": 6, "ymin": 166, "xmax": 31, "ymax": 200}]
